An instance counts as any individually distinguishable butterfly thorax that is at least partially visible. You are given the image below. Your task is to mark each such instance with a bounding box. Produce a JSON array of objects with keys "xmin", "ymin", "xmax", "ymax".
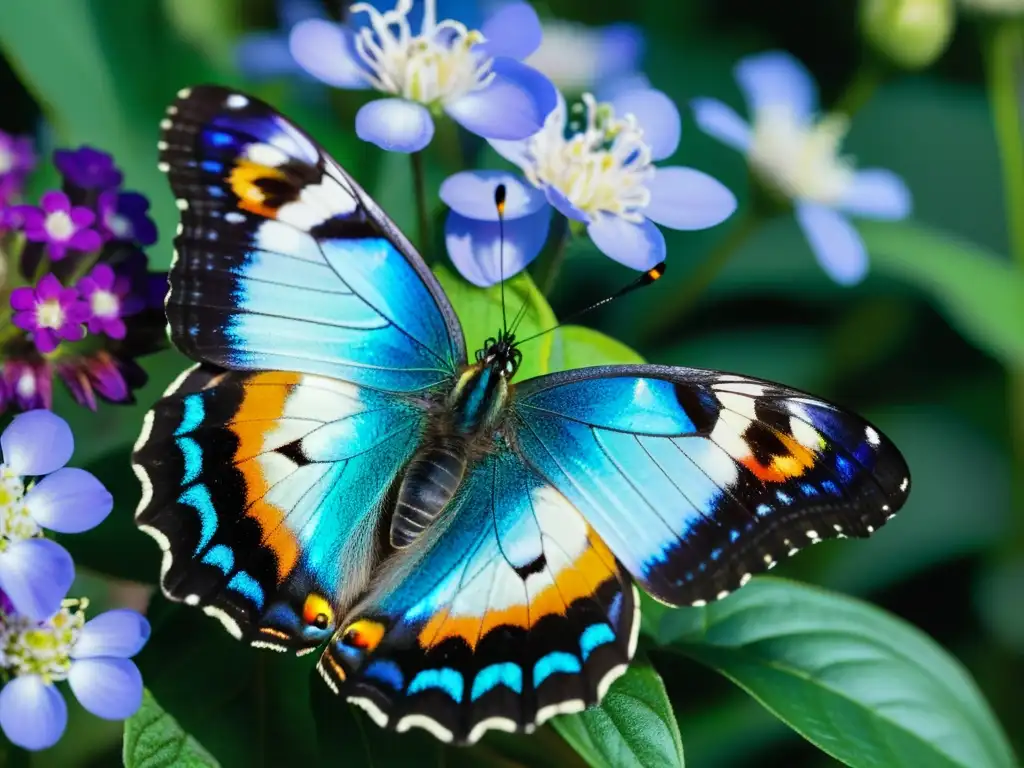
[{"xmin": 389, "ymin": 335, "xmax": 519, "ymax": 550}]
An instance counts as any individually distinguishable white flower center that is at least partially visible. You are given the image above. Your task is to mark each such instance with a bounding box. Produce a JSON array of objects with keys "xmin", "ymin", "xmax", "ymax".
[
  {"xmin": 36, "ymin": 299, "xmax": 65, "ymax": 331},
  {"xmin": 0, "ymin": 147, "xmax": 13, "ymax": 175},
  {"xmin": 520, "ymin": 94, "xmax": 654, "ymax": 222},
  {"xmin": 0, "ymin": 465, "xmax": 39, "ymax": 551},
  {"xmin": 44, "ymin": 211, "xmax": 75, "ymax": 242},
  {"xmin": 748, "ymin": 105, "xmax": 855, "ymax": 205},
  {"xmin": 351, "ymin": 0, "xmax": 494, "ymax": 106},
  {"xmin": 91, "ymin": 289, "xmax": 120, "ymax": 319},
  {"xmin": 0, "ymin": 599, "xmax": 87, "ymax": 683},
  {"xmin": 16, "ymin": 372, "xmax": 36, "ymax": 399}
]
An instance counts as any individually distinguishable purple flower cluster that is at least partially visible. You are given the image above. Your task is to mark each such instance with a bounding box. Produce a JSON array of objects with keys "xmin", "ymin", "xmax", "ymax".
[
  {"xmin": 0, "ymin": 411, "xmax": 149, "ymax": 750},
  {"xmin": 0, "ymin": 140, "xmax": 167, "ymax": 414}
]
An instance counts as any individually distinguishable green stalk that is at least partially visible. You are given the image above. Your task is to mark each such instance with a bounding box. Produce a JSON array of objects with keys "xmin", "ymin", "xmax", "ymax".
[
  {"xmin": 410, "ymin": 151, "xmax": 432, "ymax": 259},
  {"xmin": 982, "ymin": 19, "xmax": 1024, "ymax": 546},
  {"xmin": 534, "ymin": 220, "xmax": 574, "ymax": 297}
]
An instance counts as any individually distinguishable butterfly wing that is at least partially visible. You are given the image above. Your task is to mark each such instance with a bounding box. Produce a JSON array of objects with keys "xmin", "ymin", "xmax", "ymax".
[
  {"xmin": 315, "ymin": 447, "xmax": 638, "ymax": 744},
  {"xmin": 511, "ymin": 365, "xmax": 911, "ymax": 607},
  {"xmin": 135, "ymin": 86, "xmax": 460, "ymax": 650},
  {"xmin": 133, "ymin": 364, "xmax": 427, "ymax": 652},
  {"xmin": 159, "ymin": 85, "xmax": 465, "ymax": 391}
]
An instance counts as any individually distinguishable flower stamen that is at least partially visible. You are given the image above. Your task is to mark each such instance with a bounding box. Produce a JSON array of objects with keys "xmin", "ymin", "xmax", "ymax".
[{"xmin": 0, "ymin": 598, "xmax": 88, "ymax": 683}]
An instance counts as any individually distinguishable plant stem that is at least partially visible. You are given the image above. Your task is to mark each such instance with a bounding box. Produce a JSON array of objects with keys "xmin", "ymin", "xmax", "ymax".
[
  {"xmin": 833, "ymin": 54, "xmax": 888, "ymax": 117},
  {"xmin": 642, "ymin": 209, "xmax": 761, "ymax": 344},
  {"xmin": 983, "ymin": 19, "xmax": 1024, "ymax": 552},
  {"xmin": 410, "ymin": 151, "xmax": 431, "ymax": 258},
  {"xmin": 534, "ymin": 220, "xmax": 572, "ymax": 297}
]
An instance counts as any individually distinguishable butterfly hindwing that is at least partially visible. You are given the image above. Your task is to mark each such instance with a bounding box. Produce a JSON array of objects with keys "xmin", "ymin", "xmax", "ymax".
[
  {"xmin": 133, "ymin": 364, "xmax": 427, "ymax": 652},
  {"xmin": 158, "ymin": 85, "xmax": 465, "ymax": 392},
  {"xmin": 316, "ymin": 447, "xmax": 638, "ymax": 744},
  {"xmin": 512, "ymin": 365, "xmax": 911, "ymax": 607}
]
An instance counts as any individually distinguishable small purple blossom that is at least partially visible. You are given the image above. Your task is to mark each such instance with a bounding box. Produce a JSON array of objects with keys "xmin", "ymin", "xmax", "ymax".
[
  {"xmin": 97, "ymin": 190, "xmax": 157, "ymax": 246},
  {"xmin": 10, "ymin": 274, "xmax": 90, "ymax": 354},
  {"xmin": 443, "ymin": 88, "xmax": 737, "ymax": 286},
  {"xmin": 53, "ymin": 146, "xmax": 123, "ymax": 192},
  {"xmin": 0, "ymin": 601, "xmax": 149, "ymax": 750},
  {"xmin": 76, "ymin": 264, "xmax": 130, "ymax": 339},
  {"xmin": 0, "ymin": 361, "xmax": 52, "ymax": 413},
  {"xmin": 18, "ymin": 190, "xmax": 102, "ymax": 261},
  {"xmin": 290, "ymin": 0, "xmax": 556, "ymax": 153},
  {"xmin": 0, "ymin": 131, "xmax": 35, "ymax": 205},
  {"xmin": 691, "ymin": 51, "xmax": 912, "ymax": 285}
]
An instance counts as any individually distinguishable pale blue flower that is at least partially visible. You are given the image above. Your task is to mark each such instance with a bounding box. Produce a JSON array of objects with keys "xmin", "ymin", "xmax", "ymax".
[
  {"xmin": 289, "ymin": 0, "xmax": 556, "ymax": 153},
  {"xmin": 692, "ymin": 50, "xmax": 912, "ymax": 285},
  {"xmin": 442, "ymin": 88, "xmax": 737, "ymax": 286}
]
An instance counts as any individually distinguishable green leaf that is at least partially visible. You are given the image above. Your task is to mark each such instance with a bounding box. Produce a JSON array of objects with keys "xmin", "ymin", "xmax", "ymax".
[
  {"xmin": 859, "ymin": 220, "xmax": 1024, "ymax": 367},
  {"xmin": 434, "ymin": 265, "xmax": 557, "ymax": 379},
  {"xmin": 123, "ymin": 689, "xmax": 220, "ymax": 768},
  {"xmin": 661, "ymin": 578, "xmax": 1017, "ymax": 768},
  {"xmin": 552, "ymin": 664, "xmax": 685, "ymax": 768},
  {"xmin": 549, "ymin": 325, "xmax": 646, "ymax": 372}
]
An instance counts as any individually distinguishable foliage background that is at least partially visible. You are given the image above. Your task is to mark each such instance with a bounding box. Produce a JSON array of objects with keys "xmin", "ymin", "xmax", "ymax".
[{"xmin": 0, "ymin": 0, "xmax": 1021, "ymax": 766}]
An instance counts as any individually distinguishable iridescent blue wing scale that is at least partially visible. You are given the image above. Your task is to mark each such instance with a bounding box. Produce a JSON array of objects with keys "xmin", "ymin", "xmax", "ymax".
[
  {"xmin": 315, "ymin": 447, "xmax": 638, "ymax": 744},
  {"xmin": 133, "ymin": 364, "xmax": 426, "ymax": 652},
  {"xmin": 157, "ymin": 85, "xmax": 465, "ymax": 392},
  {"xmin": 511, "ymin": 365, "xmax": 911, "ymax": 607},
  {"xmin": 134, "ymin": 86, "xmax": 463, "ymax": 651}
]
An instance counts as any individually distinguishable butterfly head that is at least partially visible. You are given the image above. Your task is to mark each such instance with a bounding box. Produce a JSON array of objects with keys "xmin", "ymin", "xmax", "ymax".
[{"xmin": 476, "ymin": 332, "xmax": 522, "ymax": 380}]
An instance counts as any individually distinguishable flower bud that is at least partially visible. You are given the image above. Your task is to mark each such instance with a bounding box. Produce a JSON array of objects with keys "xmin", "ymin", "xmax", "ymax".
[{"xmin": 860, "ymin": 0, "xmax": 956, "ymax": 70}]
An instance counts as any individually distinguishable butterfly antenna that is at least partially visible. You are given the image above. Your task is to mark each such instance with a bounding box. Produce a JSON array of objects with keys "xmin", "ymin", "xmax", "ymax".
[
  {"xmin": 495, "ymin": 184, "xmax": 508, "ymax": 335},
  {"xmin": 515, "ymin": 262, "xmax": 667, "ymax": 345}
]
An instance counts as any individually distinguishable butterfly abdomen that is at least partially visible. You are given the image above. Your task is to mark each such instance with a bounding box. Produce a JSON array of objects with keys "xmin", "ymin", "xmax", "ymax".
[{"xmin": 391, "ymin": 436, "xmax": 467, "ymax": 549}]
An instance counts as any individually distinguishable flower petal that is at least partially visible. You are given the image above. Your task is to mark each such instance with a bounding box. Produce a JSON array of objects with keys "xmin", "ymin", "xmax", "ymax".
[
  {"xmin": 611, "ymin": 88, "xmax": 681, "ymax": 161},
  {"xmin": 0, "ymin": 539, "xmax": 74, "ymax": 620},
  {"xmin": 445, "ymin": 207, "xmax": 552, "ymax": 287},
  {"xmin": 68, "ymin": 658, "xmax": 143, "ymax": 720},
  {"xmin": 838, "ymin": 169, "xmax": 912, "ymax": 221},
  {"xmin": 545, "ymin": 185, "xmax": 589, "ymax": 222},
  {"xmin": 440, "ymin": 170, "xmax": 547, "ymax": 221},
  {"xmin": 795, "ymin": 202, "xmax": 869, "ymax": 285},
  {"xmin": 356, "ymin": 99, "xmax": 435, "ymax": 153},
  {"xmin": 24, "ymin": 467, "xmax": 113, "ymax": 534},
  {"xmin": 72, "ymin": 609, "xmax": 151, "ymax": 659},
  {"xmin": 736, "ymin": 50, "xmax": 818, "ymax": 121},
  {"xmin": 1, "ymin": 410, "xmax": 74, "ymax": 476},
  {"xmin": 445, "ymin": 58, "xmax": 557, "ymax": 141},
  {"xmin": 587, "ymin": 214, "xmax": 666, "ymax": 270},
  {"xmin": 644, "ymin": 166, "xmax": 737, "ymax": 230},
  {"xmin": 481, "ymin": 1, "xmax": 542, "ymax": 60},
  {"xmin": 691, "ymin": 97, "xmax": 752, "ymax": 152},
  {"xmin": 0, "ymin": 676, "xmax": 67, "ymax": 751},
  {"xmin": 487, "ymin": 137, "xmax": 532, "ymax": 168},
  {"xmin": 289, "ymin": 19, "xmax": 369, "ymax": 88}
]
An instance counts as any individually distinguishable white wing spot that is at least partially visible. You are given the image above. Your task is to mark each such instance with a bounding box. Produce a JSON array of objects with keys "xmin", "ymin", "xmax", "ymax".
[
  {"xmin": 866, "ymin": 525, "xmax": 875, "ymax": 533},
  {"xmin": 716, "ymin": 590, "xmax": 730, "ymax": 600},
  {"xmin": 833, "ymin": 524, "xmax": 843, "ymax": 533},
  {"xmin": 157, "ymin": 161, "xmax": 170, "ymax": 172},
  {"xmin": 763, "ymin": 554, "xmax": 774, "ymax": 565},
  {"xmin": 865, "ymin": 426, "xmax": 880, "ymax": 446},
  {"xmin": 226, "ymin": 94, "xmax": 249, "ymax": 109},
  {"xmin": 787, "ymin": 548, "xmax": 799, "ymax": 557},
  {"xmin": 691, "ymin": 599, "xmax": 707, "ymax": 607},
  {"xmin": 739, "ymin": 573, "xmax": 752, "ymax": 586},
  {"xmin": 159, "ymin": 118, "xmax": 172, "ymax": 130},
  {"xmin": 900, "ymin": 478, "xmax": 909, "ymax": 492},
  {"xmin": 882, "ymin": 504, "xmax": 890, "ymax": 512},
  {"xmin": 806, "ymin": 530, "xmax": 819, "ymax": 541},
  {"xmin": 157, "ymin": 140, "xmax": 168, "ymax": 151},
  {"xmin": 225, "ymin": 211, "xmax": 245, "ymax": 224},
  {"xmin": 177, "ymin": 87, "xmax": 192, "ymax": 99},
  {"xmin": 176, "ymin": 199, "xmax": 189, "ymax": 211}
]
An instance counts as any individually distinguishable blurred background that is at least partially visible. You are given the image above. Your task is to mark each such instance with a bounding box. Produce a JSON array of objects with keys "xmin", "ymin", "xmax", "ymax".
[{"xmin": 0, "ymin": 0, "xmax": 1021, "ymax": 766}]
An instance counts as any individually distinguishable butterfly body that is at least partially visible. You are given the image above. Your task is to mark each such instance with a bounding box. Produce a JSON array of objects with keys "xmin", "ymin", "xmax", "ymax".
[{"xmin": 135, "ymin": 85, "xmax": 912, "ymax": 745}]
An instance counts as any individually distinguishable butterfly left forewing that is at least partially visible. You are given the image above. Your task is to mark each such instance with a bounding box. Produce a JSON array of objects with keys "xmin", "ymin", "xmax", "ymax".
[
  {"xmin": 316, "ymin": 448, "xmax": 638, "ymax": 744},
  {"xmin": 512, "ymin": 365, "xmax": 911, "ymax": 608}
]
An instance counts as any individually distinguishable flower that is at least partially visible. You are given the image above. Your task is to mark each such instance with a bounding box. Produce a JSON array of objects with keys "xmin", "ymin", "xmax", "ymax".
[
  {"xmin": 0, "ymin": 599, "xmax": 149, "ymax": 750},
  {"xmin": 236, "ymin": 0, "xmax": 332, "ymax": 84},
  {"xmin": 17, "ymin": 191, "xmax": 102, "ymax": 261},
  {"xmin": 0, "ymin": 410, "xmax": 112, "ymax": 621},
  {"xmin": 97, "ymin": 191, "xmax": 157, "ymax": 246},
  {"xmin": 10, "ymin": 275, "xmax": 90, "ymax": 354},
  {"xmin": 524, "ymin": 19, "xmax": 647, "ymax": 95},
  {"xmin": 1, "ymin": 361, "xmax": 52, "ymax": 413},
  {"xmin": 442, "ymin": 88, "xmax": 737, "ymax": 286},
  {"xmin": 77, "ymin": 263, "xmax": 134, "ymax": 339},
  {"xmin": 692, "ymin": 51, "xmax": 912, "ymax": 285},
  {"xmin": 289, "ymin": 0, "xmax": 557, "ymax": 152},
  {"xmin": 53, "ymin": 146, "xmax": 122, "ymax": 192},
  {"xmin": 0, "ymin": 132, "xmax": 35, "ymax": 206}
]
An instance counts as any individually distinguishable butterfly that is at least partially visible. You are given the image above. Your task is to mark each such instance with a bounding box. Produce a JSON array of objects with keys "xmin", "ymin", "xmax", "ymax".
[{"xmin": 133, "ymin": 85, "xmax": 911, "ymax": 745}]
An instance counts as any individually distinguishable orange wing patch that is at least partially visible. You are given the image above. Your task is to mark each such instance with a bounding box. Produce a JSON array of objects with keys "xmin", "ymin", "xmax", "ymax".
[
  {"xmin": 229, "ymin": 159, "xmax": 292, "ymax": 218},
  {"xmin": 228, "ymin": 372, "xmax": 302, "ymax": 580},
  {"xmin": 740, "ymin": 432, "xmax": 819, "ymax": 483},
  {"xmin": 417, "ymin": 526, "xmax": 618, "ymax": 651}
]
